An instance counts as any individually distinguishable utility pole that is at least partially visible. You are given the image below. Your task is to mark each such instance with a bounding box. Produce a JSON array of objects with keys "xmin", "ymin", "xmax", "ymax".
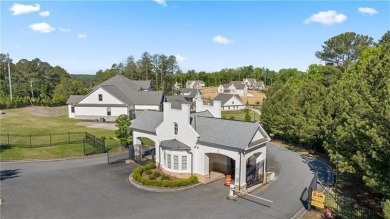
[{"xmin": 7, "ymin": 53, "xmax": 13, "ymax": 100}]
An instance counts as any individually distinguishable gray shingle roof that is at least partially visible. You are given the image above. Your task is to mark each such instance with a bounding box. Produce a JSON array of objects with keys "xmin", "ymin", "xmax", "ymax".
[
  {"xmin": 130, "ymin": 110, "xmax": 163, "ymax": 134},
  {"xmin": 180, "ymin": 88, "xmax": 199, "ymax": 98},
  {"xmin": 212, "ymin": 93, "xmax": 243, "ymax": 105},
  {"xmin": 165, "ymin": 95, "xmax": 191, "ymax": 109},
  {"xmin": 160, "ymin": 139, "xmax": 191, "ymax": 150},
  {"xmin": 245, "ymin": 78, "xmax": 256, "ymax": 84},
  {"xmin": 66, "ymin": 95, "xmax": 84, "ymax": 104},
  {"xmin": 231, "ymin": 81, "xmax": 246, "ymax": 89},
  {"xmin": 129, "ymin": 91, "xmax": 164, "ymax": 105},
  {"xmin": 195, "ymin": 116, "xmax": 262, "ymax": 150},
  {"xmin": 99, "ymin": 75, "xmax": 151, "ymax": 91},
  {"xmin": 73, "ymin": 75, "xmax": 161, "ymax": 106}
]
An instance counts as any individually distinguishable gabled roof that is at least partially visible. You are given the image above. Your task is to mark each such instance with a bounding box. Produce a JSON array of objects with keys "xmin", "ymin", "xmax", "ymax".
[
  {"xmin": 180, "ymin": 88, "xmax": 199, "ymax": 98},
  {"xmin": 244, "ymin": 78, "xmax": 256, "ymax": 83},
  {"xmin": 195, "ymin": 116, "xmax": 263, "ymax": 150},
  {"xmin": 165, "ymin": 95, "xmax": 191, "ymax": 109},
  {"xmin": 213, "ymin": 93, "xmax": 243, "ymax": 105},
  {"xmin": 231, "ymin": 81, "xmax": 246, "ymax": 89},
  {"xmin": 99, "ymin": 75, "xmax": 151, "ymax": 91},
  {"xmin": 66, "ymin": 95, "xmax": 84, "ymax": 105},
  {"xmin": 130, "ymin": 110, "xmax": 163, "ymax": 134},
  {"xmin": 73, "ymin": 75, "xmax": 161, "ymax": 106},
  {"xmin": 161, "ymin": 139, "xmax": 191, "ymax": 150},
  {"xmin": 221, "ymin": 81, "xmax": 246, "ymax": 90}
]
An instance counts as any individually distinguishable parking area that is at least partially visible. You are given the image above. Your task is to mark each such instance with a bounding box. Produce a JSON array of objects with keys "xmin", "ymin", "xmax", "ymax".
[{"xmin": 0, "ymin": 143, "xmax": 315, "ymax": 219}]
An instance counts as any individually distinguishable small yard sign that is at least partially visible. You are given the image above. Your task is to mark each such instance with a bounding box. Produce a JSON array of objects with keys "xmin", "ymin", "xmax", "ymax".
[{"xmin": 311, "ymin": 190, "xmax": 325, "ymax": 209}]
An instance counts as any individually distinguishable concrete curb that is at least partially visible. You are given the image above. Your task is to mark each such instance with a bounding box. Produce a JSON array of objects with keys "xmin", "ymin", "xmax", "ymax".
[
  {"xmin": 128, "ymin": 174, "xmax": 202, "ymax": 193},
  {"xmin": 290, "ymin": 207, "xmax": 307, "ymax": 219},
  {"xmin": 0, "ymin": 153, "xmax": 106, "ymax": 164}
]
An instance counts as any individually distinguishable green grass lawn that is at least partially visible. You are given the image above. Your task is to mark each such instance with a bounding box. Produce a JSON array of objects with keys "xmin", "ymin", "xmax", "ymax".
[
  {"xmin": 221, "ymin": 109, "xmax": 260, "ymax": 122},
  {"xmin": 0, "ymin": 107, "xmax": 121, "ymax": 160}
]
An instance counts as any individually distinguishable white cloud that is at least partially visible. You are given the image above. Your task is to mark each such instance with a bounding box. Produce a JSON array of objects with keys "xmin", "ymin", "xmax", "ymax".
[
  {"xmin": 154, "ymin": 0, "xmax": 167, "ymax": 7},
  {"xmin": 29, "ymin": 22, "xmax": 55, "ymax": 33},
  {"xmin": 39, "ymin": 11, "xmax": 50, "ymax": 17},
  {"xmin": 59, "ymin": 28, "xmax": 71, "ymax": 32},
  {"xmin": 304, "ymin": 10, "xmax": 347, "ymax": 25},
  {"xmin": 358, "ymin": 7, "xmax": 378, "ymax": 15},
  {"xmin": 10, "ymin": 3, "xmax": 40, "ymax": 15},
  {"xmin": 213, "ymin": 35, "xmax": 232, "ymax": 44},
  {"xmin": 77, "ymin": 33, "xmax": 87, "ymax": 39},
  {"xmin": 175, "ymin": 54, "xmax": 186, "ymax": 62}
]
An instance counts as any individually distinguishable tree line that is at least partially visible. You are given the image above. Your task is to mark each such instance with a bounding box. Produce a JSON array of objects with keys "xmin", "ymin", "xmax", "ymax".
[
  {"xmin": 261, "ymin": 31, "xmax": 390, "ymax": 199},
  {"xmin": 0, "ymin": 51, "xmax": 279, "ymax": 108}
]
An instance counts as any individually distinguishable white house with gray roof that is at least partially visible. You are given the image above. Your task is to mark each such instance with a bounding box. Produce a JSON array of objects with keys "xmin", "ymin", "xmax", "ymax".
[
  {"xmin": 130, "ymin": 99, "xmax": 270, "ymax": 191},
  {"xmin": 217, "ymin": 81, "xmax": 248, "ymax": 96},
  {"xmin": 212, "ymin": 93, "xmax": 245, "ymax": 111},
  {"xmin": 66, "ymin": 75, "xmax": 163, "ymax": 121},
  {"xmin": 179, "ymin": 88, "xmax": 201, "ymax": 102}
]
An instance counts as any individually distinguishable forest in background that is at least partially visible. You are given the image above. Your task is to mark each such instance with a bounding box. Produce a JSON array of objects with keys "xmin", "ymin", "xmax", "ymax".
[{"xmin": 1, "ymin": 31, "xmax": 389, "ymax": 201}]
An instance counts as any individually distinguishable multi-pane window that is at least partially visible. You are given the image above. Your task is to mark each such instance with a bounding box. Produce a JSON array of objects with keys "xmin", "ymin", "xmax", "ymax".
[
  {"xmin": 164, "ymin": 152, "xmax": 166, "ymax": 167},
  {"xmin": 98, "ymin": 94, "xmax": 103, "ymax": 101},
  {"xmin": 174, "ymin": 155, "xmax": 179, "ymax": 170},
  {"xmin": 182, "ymin": 156, "xmax": 187, "ymax": 170},
  {"xmin": 71, "ymin": 106, "xmax": 75, "ymax": 113},
  {"xmin": 167, "ymin": 154, "xmax": 171, "ymax": 169},
  {"xmin": 107, "ymin": 107, "xmax": 111, "ymax": 116},
  {"xmin": 174, "ymin": 123, "xmax": 178, "ymax": 135}
]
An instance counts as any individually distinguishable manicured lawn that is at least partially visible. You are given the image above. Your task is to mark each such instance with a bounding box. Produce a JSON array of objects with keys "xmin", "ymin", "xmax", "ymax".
[
  {"xmin": 221, "ymin": 109, "xmax": 260, "ymax": 122},
  {"xmin": 0, "ymin": 106, "xmax": 121, "ymax": 160}
]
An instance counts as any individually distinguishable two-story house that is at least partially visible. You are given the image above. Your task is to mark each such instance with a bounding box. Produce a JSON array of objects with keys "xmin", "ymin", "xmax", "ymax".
[
  {"xmin": 217, "ymin": 81, "xmax": 248, "ymax": 96},
  {"xmin": 66, "ymin": 75, "xmax": 163, "ymax": 121},
  {"xmin": 243, "ymin": 78, "xmax": 266, "ymax": 90},
  {"xmin": 186, "ymin": 80, "xmax": 205, "ymax": 89}
]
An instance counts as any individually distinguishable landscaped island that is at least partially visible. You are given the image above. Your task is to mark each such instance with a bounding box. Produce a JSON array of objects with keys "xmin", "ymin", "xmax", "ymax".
[{"xmin": 132, "ymin": 163, "xmax": 198, "ymax": 188}]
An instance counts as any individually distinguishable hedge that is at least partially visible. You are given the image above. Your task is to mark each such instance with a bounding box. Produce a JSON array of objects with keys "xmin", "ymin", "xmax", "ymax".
[{"xmin": 132, "ymin": 163, "xmax": 198, "ymax": 188}]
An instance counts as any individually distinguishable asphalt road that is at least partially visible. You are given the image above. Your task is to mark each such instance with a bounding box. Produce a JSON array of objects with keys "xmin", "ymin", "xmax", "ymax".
[{"xmin": 0, "ymin": 143, "xmax": 316, "ymax": 219}]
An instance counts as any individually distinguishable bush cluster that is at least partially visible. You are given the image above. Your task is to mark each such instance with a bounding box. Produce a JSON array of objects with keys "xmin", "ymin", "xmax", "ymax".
[{"xmin": 132, "ymin": 163, "xmax": 198, "ymax": 188}]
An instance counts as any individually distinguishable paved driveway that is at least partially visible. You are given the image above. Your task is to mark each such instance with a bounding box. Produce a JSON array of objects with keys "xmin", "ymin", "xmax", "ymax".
[{"xmin": 0, "ymin": 143, "xmax": 315, "ymax": 219}]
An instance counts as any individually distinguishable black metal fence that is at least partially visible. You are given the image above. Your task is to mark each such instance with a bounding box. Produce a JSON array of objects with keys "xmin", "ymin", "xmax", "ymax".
[
  {"xmin": 1, "ymin": 132, "xmax": 107, "ymax": 156},
  {"xmin": 307, "ymin": 173, "xmax": 382, "ymax": 218},
  {"xmin": 324, "ymin": 194, "xmax": 381, "ymax": 219},
  {"xmin": 84, "ymin": 132, "xmax": 107, "ymax": 155},
  {"xmin": 0, "ymin": 132, "xmax": 84, "ymax": 148}
]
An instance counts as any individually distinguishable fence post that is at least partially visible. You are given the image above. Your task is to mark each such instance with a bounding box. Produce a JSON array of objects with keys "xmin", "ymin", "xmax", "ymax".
[
  {"xmin": 94, "ymin": 136, "xmax": 96, "ymax": 148},
  {"xmin": 30, "ymin": 134, "xmax": 32, "ymax": 148},
  {"xmin": 8, "ymin": 133, "xmax": 10, "ymax": 145},
  {"xmin": 68, "ymin": 132, "xmax": 70, "ymax": 144},
  {"xmin": 83, "ymin": 138, "xmax": 85, "ymax": 156},
  {"xmin": 50, "ymin": 133, "xmax": 52, "ymax": 146}
]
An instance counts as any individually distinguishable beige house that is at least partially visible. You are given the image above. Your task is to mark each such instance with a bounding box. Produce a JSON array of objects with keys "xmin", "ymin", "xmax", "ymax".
[{"xmin": 217, "ymin": 81, "xmax": 248, "ymax": 96}]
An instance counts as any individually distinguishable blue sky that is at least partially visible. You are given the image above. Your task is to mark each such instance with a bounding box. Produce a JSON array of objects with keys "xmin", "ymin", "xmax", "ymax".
[{"xmin": 1, "ymin": 1, "xmax": 389, "ymax": 75}]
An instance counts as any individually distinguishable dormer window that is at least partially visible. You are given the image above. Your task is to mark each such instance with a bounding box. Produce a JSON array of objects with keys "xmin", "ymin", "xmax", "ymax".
[
  {"xmin": 98, "ymin": 94, "xmax": 103, "ymax": 101},
  {"xmin": 174, "ymin": 122, "xmax": 178, "ymax": 135}
]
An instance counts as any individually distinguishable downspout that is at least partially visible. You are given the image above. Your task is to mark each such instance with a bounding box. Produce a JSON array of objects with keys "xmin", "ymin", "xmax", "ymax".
[
  {"xmin": 158, "ymin": 142, "xmax": 161, "ymax": 169},
  {"xmin": 239, "ymin": 150, "xmax": 242, "ymax": 192},
  {"xmin": 188, "ymin": 150, "xmax": 193, "ymax": 176}
]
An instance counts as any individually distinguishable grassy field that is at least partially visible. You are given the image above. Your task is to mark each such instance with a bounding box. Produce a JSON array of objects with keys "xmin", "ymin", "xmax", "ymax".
[
  {"xmin": 0, "ymin": 106, "xmax": 121, "ymax": 160},
  {"xmin": 221, "ymin": 109, "xmax": 260, "ymax": 122}
]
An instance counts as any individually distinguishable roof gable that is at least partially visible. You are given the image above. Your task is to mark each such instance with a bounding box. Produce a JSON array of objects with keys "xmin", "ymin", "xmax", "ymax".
[{"xmin": 213, "ymin": 93, "xmax": 243, "ymax": 105}]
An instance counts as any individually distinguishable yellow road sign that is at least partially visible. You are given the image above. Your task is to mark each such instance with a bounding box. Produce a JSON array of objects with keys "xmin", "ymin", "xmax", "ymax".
[{"xmin": 311, "ymin": 190, "xmax": 325, "ymax": 209}]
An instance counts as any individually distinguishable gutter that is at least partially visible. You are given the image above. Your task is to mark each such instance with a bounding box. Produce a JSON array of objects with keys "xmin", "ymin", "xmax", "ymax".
[{"xmin": 188, "ymin": 150, "xmax": 193, "ymax": 176}]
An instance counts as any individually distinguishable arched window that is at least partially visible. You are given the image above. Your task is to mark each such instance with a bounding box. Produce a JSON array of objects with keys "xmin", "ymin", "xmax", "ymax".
[{"xmin": 174, "ymin": 122, "xmax": 178, "ymax": 135}]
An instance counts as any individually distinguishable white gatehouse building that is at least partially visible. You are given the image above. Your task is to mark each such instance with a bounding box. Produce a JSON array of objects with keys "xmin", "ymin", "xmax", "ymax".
[{"xmin": 130, "ymin": 99, "xmax": 271, "ymax": 190}]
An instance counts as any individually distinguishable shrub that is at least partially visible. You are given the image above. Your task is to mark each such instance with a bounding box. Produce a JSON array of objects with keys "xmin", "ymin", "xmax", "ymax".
[
  {"xmin": 152, "ymin": 172, "xmax": 161, "ymax": 177},
  {"xmin": 256, "ymin": 100, "xmax": 260, "ymax": 105},
  {"xmin": 132, "ymin": 163, "xmax": 198, "ymax": 188},
  {"xmin": 161, "ymin": 175, "xmax": 170, "ymax": 181},
  {"xmin": 229, "ymin": 115, "xmax": 235, "ymax": 120},
  {"xmin": 145, "ymin": 170, "xmax": 152, "ymax": 175},
  {"xmin": 384, "ymin": 199, "xmax": 390, "ymax": 219}
]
